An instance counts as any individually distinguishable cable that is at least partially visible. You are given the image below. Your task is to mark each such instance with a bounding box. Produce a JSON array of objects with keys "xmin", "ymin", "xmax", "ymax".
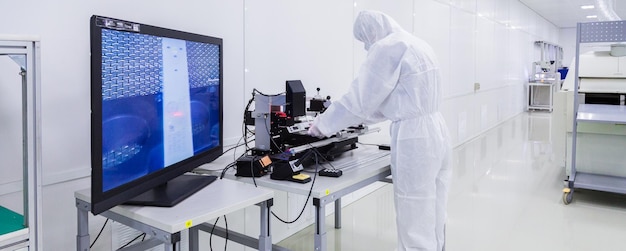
[
  {"xmin": 308, "ymin": 145, "xmax": 336, "ymax": 170},
  {"xmin": 209, "ymin": 217, "xmax": 219, "ymax": 251},
  {"xmin": 218, "ymin": 138, "xmax": 254, "ymax": 158},
  {"xmin": 117, "ymin": 233, "xmax": 146, "ymax": 250},
  {"xmin": 220, "ymin": 151, "xmax": 248, "ymax": 179},
  {"xmin": 243, "ymin": 95, "xmax": 255, "ymax": 151},
  {"xmin": 244, "ymin": 88, "xmax": 321, "ymax": 224},
  {"xmin": 219, "ymin": 162, "xmax": 236, "ymax": 179},
  {"xmin": 224, "ymin": 216, "xmax": 229, "ymax": 251},
  {"xmin": 197, "ymin": 139, "xmax": 255, "ymax": 173},
  {"xmin": 220, "ymin": 133, "xmax": 252, "ymax": 180},
  {"xmin": 262, "ymin": 116, "xmax": 283, "ymax": 152},
  {"xmin": 208, "ymin": 216, "xmax": 229, "ymax": 251},
  {"xmin": 253, "ymin": 88, "xmax": 285, "ymax": 97},
  {"xmin": 250, "ymin": 156, "xmax": 258, "ymax": 187},
  {"xmin": 233, "ymin": 130, "xmax": 246, "ymax": 164},
  {"xmin": 271, "ymin": 151, "xmax": 320, "ymax": 224},
  {"xmin": 238, "ymin": 93, "xmax": 257, "ymax": 161},
  {"xmin": 242, "ymin": 103, "xmax": 259, "ymax": 187},
  {"xmin": 90, "ymin": 218, "xmax": 109, "ymax": 248},
  {"xmin": 243, "ymin": 97, "xmax": 258, "ymax": 186}
]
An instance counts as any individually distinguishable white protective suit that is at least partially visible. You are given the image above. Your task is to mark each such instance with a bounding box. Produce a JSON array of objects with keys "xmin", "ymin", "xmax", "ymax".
[{"xmin": 309, "ymin": 11, "xmax": 452, "ymax": 251}]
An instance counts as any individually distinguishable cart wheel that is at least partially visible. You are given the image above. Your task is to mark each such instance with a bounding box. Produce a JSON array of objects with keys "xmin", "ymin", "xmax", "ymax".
[{"xmin": 562, "ymin": 188, "xmax": 573, "ymax": 205}]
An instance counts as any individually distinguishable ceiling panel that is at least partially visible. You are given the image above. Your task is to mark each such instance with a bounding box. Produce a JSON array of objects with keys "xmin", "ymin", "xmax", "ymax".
[{"xmin": 520, "ymin": 0, "xmax": 624, "ymax": 28}]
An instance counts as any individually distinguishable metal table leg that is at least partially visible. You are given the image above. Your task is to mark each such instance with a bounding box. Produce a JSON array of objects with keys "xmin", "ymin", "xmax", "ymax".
[
  {"xmin": 313, "ymin": 198, "xmax": 327, "ymax": 251},
  {"xmin": 76, "ymin": 199, "xmax": 90, "ymax": 251},
  {"xmin": 189, "ymin": 226, "xmax": 200, "ymax": 251},
  {"xmin": 259, "ymin": 199, "xmax": 273, "ymax": 251},
  {"xmin": 334, "ymin": 198, "xmax": 341, "ymax": 229},
  {"xmin": 163, "ymin": 242, "xmax": 174, "ymax": 251}
]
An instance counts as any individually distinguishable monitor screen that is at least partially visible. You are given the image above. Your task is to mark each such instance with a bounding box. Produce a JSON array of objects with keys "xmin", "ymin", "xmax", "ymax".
[{"xmin": 90, "ymin": 16, "xmax": 223, "ymax": 214}]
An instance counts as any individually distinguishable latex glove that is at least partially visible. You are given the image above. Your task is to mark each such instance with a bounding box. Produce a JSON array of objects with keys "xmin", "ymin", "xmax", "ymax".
[
  {"xmin": 308, "ymin": 116, "xmax": 325, "ymax": 138},
  {"xmin": 308, "ymin": 124, "xmax": 324, "ymax": 138}
]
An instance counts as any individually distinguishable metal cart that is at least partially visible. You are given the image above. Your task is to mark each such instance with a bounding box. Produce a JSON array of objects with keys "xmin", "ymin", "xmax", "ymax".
[{"xmin": 564, "ymin": 21, "xmax": 626, "ymax": 204}]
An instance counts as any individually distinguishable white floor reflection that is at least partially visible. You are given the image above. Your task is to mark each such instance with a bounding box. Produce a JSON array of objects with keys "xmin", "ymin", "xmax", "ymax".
[{"xmin": 278, "ymin": 112, "xmax": 626, "ymax": 251}]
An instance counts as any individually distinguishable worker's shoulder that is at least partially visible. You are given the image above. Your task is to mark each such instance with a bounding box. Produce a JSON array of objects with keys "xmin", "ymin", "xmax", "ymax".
[
  {"xmin": 378, "ymin": 33, "xmax": 411, "ymax": 48},
  {"xmin": 379, "ymin": 32, "xmax": 433, "ymax": 53},
  {"xmin": 374, "ymin": 35, "xmax": 412, "ymax": 56}
]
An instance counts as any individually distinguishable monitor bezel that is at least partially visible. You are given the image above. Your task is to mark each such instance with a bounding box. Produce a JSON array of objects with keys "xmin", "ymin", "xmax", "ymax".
[{"xmin": 90, "ymin": 15, "xmax": 224, "ymax": 214}]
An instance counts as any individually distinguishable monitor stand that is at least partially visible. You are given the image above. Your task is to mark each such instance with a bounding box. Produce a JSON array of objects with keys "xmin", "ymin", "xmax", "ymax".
[{"xmin": 124, "ymin": 174, "xmax": 217, "ymax": 207}]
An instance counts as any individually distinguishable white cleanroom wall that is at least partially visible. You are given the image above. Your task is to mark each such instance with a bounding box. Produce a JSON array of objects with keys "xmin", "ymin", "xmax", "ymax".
[
  {"xmin": 0, "ymin": 0, "xmax": 558, "ymax": 249},
  {"xmin": 432, "ymin": 0, "xmax": 559, "ymax": 145},
  {"xmin": 559, "ymin": 28, "xmax": 577, "ymax": 68},
  {"xmin": 243, "ymin": 1, "xmax": 355, "ymax": 99}
]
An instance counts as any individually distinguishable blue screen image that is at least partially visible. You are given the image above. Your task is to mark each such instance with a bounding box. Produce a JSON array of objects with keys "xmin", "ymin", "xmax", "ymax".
[{"xmin": 100, "ymin": 29, "xmax": 220, "ymax": 192}]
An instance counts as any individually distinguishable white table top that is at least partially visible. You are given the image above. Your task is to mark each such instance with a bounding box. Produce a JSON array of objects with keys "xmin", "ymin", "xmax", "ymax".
[
  {"xmin": 0, "ymin": 35, "xmax": 39, "ymax": 42},
  {"xmin": 205, "ymin": 145, "xmax": 391, "ymax": 198},
  {"xmin": 577, "ymin": 104, "xmax": 626, "ymax": 123},
  {"xmin": 75, "ymin": 178, "xmax": 273, "ymax": 233}
]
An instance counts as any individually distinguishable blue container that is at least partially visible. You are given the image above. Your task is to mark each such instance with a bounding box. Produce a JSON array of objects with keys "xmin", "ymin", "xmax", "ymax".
[{"xmin": 558, "ymin": 68, "xmax": 569, "ymax": 80}]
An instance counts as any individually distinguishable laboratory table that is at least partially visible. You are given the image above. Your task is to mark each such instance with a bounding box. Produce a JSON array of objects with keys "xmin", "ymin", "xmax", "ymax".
[
  {"xmin": 217, "ymin": 145, "xmax": 391, "ymax": 251},
  {"xmin": 75, "ymin": 178, "xmax": 274, "ymax": 251}
]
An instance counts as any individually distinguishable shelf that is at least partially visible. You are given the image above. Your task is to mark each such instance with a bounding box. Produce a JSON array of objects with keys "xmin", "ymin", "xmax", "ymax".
[
  {"xmin": 528, "ymin": 82, "xmax": 555, "ymax": 86},
  {"xmin": 574, "ymin": 172, "xmax": 626, "ymax": 194},
  {"xmin": 577, "ymin": 104, "xmax": 626, "ymax": 123},
  {"xmin": 0, "ymin": 206, "xmax": 25, "ymax": 236},
  {"xmin": 528, "ymin": 106, "xmax": 552, "ymax": 111},
  {"xmin": 0, "ymin": 228, "xmax": 28, "ymax": 248}
]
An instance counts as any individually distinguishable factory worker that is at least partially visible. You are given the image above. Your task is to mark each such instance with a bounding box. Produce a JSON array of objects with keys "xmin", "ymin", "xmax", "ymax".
[{"xmin": 308, "ymin": 10, "xmax": 452, "ymax": 251}]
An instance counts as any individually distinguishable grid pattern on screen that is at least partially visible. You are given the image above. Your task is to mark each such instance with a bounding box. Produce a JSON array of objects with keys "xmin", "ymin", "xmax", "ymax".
[
  {"xmin": 101, "ymin": 29, "xmax": 163, "ymax": 101},
  {"xmin": 99, "ymin": 30, "xmax": 221, "ymax": 175},
  {"xmin": 186, "ymin": 41, "xmax": 220, "ymax": 88},
  {"xmin": 102, "ymin": 144, "xmax": 142, "ymax": 169}
]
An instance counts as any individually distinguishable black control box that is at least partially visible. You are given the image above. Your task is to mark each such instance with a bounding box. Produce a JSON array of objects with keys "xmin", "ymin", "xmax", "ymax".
[
  {"xmin": 319, "ymin": 168, "xmax": 342, "ymax": 177},
  {"xmin": 236, "ymin": 155, "xmax": 272, "ymax": 177}
]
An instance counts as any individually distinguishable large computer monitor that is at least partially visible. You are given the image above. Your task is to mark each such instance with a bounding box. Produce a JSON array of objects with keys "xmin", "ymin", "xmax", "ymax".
[{"xmin": 90, "ymin": 15, "xmax": 223, "ymax": 214}]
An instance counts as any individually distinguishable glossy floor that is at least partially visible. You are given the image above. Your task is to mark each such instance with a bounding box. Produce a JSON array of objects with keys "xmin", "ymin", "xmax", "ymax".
[{"xmin": 277, "ymin": 112, "xmax": 626, "ymax": 251}]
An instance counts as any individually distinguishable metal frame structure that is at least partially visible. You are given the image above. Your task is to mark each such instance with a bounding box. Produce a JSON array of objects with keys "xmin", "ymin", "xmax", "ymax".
[
  {"xmin": 0, "ymin": 37, "xmax": 43, "ymax": 250},
  {"xmin": 528, "ymin": 81, "xmax": 557, "ymax": 111},
  {"xmin": 528, "ymin": 41, "xmax": 563, "ymax": 112},
  {"xmin": 535, "ymin": 41, "xmax": 564, "ymax": 72},
  {"xmin": 564, "ymin": 21, "xmax": 626, "ymax": 204}
]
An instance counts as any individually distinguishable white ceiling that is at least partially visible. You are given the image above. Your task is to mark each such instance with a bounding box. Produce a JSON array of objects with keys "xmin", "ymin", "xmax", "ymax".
[{"xmin": 520, "ymin": 0, "xmax": 626, "ymax": 28}]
